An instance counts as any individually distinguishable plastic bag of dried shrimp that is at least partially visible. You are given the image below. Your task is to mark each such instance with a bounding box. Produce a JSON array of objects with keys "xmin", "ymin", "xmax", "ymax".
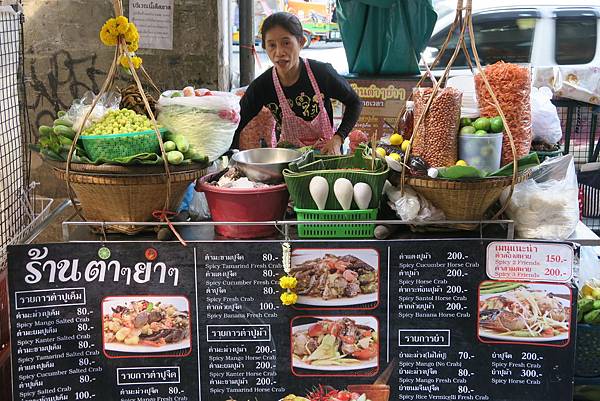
[
  {"xmin": 475, "ymin": 62, "xmax": 532, "ymax": 166},
  {"xmin": 411, "ymin": 87, "xmax": 462, "ymax": 167}
]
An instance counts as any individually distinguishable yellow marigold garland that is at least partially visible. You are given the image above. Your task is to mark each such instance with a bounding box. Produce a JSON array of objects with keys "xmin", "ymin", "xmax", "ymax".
[
  {"xmin": 100, "ymin": 16, "xmax": 142, "ymax": 69},
  {"xmin": 279, "ymin": 242, "xmax": 297, "ymax": 306}
]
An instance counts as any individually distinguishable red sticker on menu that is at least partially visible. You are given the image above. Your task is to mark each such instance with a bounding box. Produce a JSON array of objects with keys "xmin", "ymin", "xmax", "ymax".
[{"xmin": 486, "ymin": 241, "xmax": 573, "ymax": 283}]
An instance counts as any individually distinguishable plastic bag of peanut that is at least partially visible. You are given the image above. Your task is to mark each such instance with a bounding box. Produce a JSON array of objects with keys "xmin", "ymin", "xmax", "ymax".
[
  {"xmin": 412, "ymin": 87, "xmax": 462, "ymax": 167},
  {"xmin": 475, "ymin": 62, "xmax": 532, "ymax": 165}
]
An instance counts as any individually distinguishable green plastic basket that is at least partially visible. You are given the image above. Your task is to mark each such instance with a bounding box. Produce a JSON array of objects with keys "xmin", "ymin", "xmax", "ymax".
[
  {"xmin": 295, "ymin": 207, "xmax": 378, "ymax": 238},
  {"xmin": 81, "ymin": 128, "xmax": 165, "ymax": 161},
  {"xmin": 284, "ymin": 150, "xmax": 389, "ymax": 210}
]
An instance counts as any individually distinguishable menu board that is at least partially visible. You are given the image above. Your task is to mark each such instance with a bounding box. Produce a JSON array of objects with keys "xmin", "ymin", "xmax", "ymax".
[{"xmin": 8, "ymin": 239, "xmax": 576, "ymax": 401}]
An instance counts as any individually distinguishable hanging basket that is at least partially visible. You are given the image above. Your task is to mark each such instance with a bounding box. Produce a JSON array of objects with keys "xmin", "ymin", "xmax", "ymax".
[
  {"xmin": 391, "ymin": 0, "xmax": 530, "ymax": 230},
  {"xmin": 405, "ymin": 172, "xmax": 530, "ymax": 230},
  {"xmin": 49, "ymin": 161, "xmax": 208, "ymax": 234}
]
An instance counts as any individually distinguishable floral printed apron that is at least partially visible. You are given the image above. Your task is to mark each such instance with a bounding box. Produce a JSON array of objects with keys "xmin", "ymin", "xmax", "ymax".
[{"xmin": 271, "ymin": 58, "xmax": 334, "ymax": 148}]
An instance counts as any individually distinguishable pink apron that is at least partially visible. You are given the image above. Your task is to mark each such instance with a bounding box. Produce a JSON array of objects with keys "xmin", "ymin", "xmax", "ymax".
[{"xmin": 271, "ymin": 58, "xmax": 334, "ymax": 148}]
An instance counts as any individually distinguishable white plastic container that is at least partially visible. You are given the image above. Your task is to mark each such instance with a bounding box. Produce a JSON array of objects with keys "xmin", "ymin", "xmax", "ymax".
[{"xmin": 458, "ymin": 133, "xmax": 503, "ymax": 173}]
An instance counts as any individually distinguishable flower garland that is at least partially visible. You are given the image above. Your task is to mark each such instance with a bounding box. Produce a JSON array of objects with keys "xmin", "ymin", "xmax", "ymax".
[
  {"xmin": 279, "ymin": 242, "xmax": 298, "ymax": 306},
  {"xmin": 99, "ymin": 16, "xmax": 142, "ymax": 69}
]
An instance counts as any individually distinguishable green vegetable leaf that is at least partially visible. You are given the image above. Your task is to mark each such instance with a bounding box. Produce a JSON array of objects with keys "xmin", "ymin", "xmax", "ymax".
[
  {"xmin": 437, "ymin": 165, "xmax": 485, "ymax": 179},
  {"xmin": 146, "ymin": 302, "xmax": 154, "ymax": 312}
]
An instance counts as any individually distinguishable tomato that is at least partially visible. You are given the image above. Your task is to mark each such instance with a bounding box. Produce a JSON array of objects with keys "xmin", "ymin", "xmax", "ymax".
[
  {"xmin": 340, "ymin": 335, "xmax": 356, "ymax": 344},
  {"xmin": 328, "ymin": 322, "xmax": 344, "ymax": 337},
  {"xmin": 541, "ymin": 328, "xmax": 555, "ymax": 337},
  {"xmin": 336, "ymin": 391, "xmax": 352, "ymax": 401},
  {"xmin": 308, "ymin": 323, "xmax": 325, "ymax": 337},
  {"xmin": 352, "ymin": 344, "xmax": 378, "ymax": 360}
]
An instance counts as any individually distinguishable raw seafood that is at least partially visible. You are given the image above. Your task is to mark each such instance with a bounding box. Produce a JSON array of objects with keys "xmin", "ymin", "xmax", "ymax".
[{"xmin": 291, "ymin": 254, "xmax": 378, "ymax": 300}]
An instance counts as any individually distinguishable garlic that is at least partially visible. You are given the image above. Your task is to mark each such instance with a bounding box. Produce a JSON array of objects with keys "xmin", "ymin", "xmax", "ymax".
[
  {"xmin": 333, "ymin": 178, "xmax": 354, "ymax": 210},
  {"xmin": 353, "ymin": 182, "xmax": 372, "ymax": 210},
  {"xmin": 309, "ymin": 176, "xmax": 329, "ymax": 210},
  {"xmin": 427, "ymin": 167, "xmax": 439, "ymax": 178}
]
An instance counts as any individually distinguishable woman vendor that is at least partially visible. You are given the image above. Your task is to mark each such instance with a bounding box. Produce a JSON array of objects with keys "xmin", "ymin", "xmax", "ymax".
[{"xmin": 231, "ymin": 12, "xmax": 362, "ymax": 155}]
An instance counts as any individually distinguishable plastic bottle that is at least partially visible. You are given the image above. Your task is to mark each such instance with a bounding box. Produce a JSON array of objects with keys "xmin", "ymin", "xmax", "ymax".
[{"xmin": 398, "ymin": 100, "xmax": 414, "ymax": 140}]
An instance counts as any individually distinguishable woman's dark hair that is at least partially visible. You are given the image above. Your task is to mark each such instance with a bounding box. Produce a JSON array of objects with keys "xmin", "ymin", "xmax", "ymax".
[{"xmin": 261, "ymin": 12, "xmax": 304, "ymax": 48}]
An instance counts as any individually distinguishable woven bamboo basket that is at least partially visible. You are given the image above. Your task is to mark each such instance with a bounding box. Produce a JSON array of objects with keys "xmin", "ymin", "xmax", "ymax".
[
  {"xmin": 49, "ymin": 161, "xmax": 208, "ymax": 234},
  {"xmin": 405, "ymin": 172, "xmax": 530, "ymax": 230}
]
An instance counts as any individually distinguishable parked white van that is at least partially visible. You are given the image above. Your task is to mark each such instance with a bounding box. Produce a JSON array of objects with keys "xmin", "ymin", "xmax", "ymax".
[{"xmin": 425, "ymin": 0, "xmax": 600, "ymax": 69}]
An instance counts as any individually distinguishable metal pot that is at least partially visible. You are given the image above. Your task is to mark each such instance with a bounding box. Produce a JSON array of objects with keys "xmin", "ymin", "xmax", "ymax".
[{"xmin": 232, "ymin": 148, "xmax": 302, "ymax": 183}]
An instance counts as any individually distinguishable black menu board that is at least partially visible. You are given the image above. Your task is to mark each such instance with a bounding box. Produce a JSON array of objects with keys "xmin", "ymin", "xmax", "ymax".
[{"xmin": 8, "ymin": 239, "xmax": 576, "ymax": 401}]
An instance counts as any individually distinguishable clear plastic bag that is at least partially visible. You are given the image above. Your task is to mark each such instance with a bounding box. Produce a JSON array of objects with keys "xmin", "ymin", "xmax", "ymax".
[
  {"xmin": 384, "ymin": 182, "xmax": 445, "ymax": 222},
  {"xmin": 531, "ymin": 86, "xmax": 562, "ymax": 144},
  {"xmin": 67, "ymin": 90, "xmax": 121, "ymax": 132},
  {"xmin": 501, "ymin": 154, "xmax": 579, "ymax": 240},
  {"xmin": 157, "ymin": 90, "xmax": 241, "ymax": 161}
]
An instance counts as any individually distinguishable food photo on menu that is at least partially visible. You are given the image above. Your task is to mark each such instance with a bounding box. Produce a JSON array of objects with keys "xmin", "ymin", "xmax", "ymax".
[
  {"xmin": 290, "ymin": 249, "xmax": 379, "ymax": 309},
  {"xmin": 477, "ymin": 281, "xmax": 571, "ymax": 346},
  {"xmin": 102, "ymin": 296, "xmax": 192, "ymax": 358},
  {"xmin": 291, "ymin": 316, "xmax": 379, "ymax": 376}
]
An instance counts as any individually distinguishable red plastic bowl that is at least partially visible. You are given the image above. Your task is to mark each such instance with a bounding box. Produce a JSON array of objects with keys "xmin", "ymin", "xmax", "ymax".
[{"xmin": 195, "ymin": 172, "xmax": 289, "ymax": 239}]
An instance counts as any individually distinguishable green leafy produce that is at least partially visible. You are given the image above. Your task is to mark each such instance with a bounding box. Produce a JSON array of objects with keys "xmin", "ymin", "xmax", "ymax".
[
  {"xmin": 54, "ymin": 124, "xmax": 76, "ymax": 140},
  {"xmin": 460, "ymin": 125, "xmax": 476, "ymax": 135},
  {"xmin": 38, "ymin": 125, "xmax": 54, "ymax": 137},
  {"xmin": 480, "ymin": 282, "xmax": 524, "ymax": 294},
  {"xmin": 460, "ymin": 117, "xmax": 472, "ymax": 127},
  {"xmin": 166, "ymin": 150, "xmax": 184, "ymax": 165},
  {"xmin": 165, "ymin": 132, "xmax": 190, "ymax": 153},
  {"xmin": 163, "ymin": 140, "xmax": 177, "ymax": 152},
  {"xmin": 53, "ymin": 118, "xmax": 73, "ymax": 127},
  {"xmin": 82, "ymin": 109, "xmax": 155, "ymax": 136},
  {"xmin": 437, "ymin": 165, "xmax": 485, "ymax": 179},
  {"xmin": 490, "ymin": 116, "xmax": 504, "ymax": 133},
  {"xmin": 473, "ymin": 117, "xmax": 491, "ymax": 132},
  {"xmin": 584, "ymin": 309, "xmax": 600, "ymax": 324}
]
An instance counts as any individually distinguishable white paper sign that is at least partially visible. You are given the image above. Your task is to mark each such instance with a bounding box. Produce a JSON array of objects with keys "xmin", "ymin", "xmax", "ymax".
[
  {"xmin": 129, "ymin": 0, "xmax": 173, "ymax": 50},
  {"xmin": 486, "ymin": 241, "xmax": 574, "ymax": 283}
]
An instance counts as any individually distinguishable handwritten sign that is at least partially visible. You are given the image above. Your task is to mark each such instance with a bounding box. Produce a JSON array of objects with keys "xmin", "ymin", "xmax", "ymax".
[{"xmin": 129, "ymin": 0, "xmax": 173, "ymax": 50}]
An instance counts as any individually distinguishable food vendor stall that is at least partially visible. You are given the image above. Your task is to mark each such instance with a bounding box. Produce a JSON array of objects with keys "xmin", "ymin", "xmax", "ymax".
[{"xmin": 2, "ymin": 0, "xmax": 600, "ymax": 401}]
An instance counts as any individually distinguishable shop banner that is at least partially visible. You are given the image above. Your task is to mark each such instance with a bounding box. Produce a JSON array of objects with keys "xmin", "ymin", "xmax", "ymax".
[{"xmin": 8, "ymin": 239, "xmax": 575, "ymax": 401}]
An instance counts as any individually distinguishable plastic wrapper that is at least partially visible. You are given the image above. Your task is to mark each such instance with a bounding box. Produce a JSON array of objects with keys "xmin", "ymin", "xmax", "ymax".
[
  {"xmin": 384, "ymin": 182, "xmax": 445, "ymax": 222},
  {"xmin": 157, "ymin": 90, "xmax": 241, "ymax": 161},
  {"xmin": 67, "ymin": 90, "xmax": 121, "ymax": 132},
  {"xmin": 412, "ymin": 87, "xmax": 462, "ymax": 167},
  {"xmin": 576, "ymin": 247, "xmax": 600, "ymax": 289},
  {"xmin": 475, "ymin": 62, "xmax": 532, "ymax": 165},
  {"xmin": 531, "ymin": 86, "xmax": 562, "ymax": 145},
  {"xmin": 500, "ymin": 155, "xmax": 579, "ymax": 240}
]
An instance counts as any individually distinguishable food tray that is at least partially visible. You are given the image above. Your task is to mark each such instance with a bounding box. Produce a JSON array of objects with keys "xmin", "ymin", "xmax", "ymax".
[
  {"xmin": 294, "ymin": 208, "xmax": 378, "ymax": 239},
  {"xmin": 80, "ymin": 128, "xmax": 166, "ymax": 161},
  {"xmin": 284, "ymin": 151, "xmax": 389, "ymax": 210}
]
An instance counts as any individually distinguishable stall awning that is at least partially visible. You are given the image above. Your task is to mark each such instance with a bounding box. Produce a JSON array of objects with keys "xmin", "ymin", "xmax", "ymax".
[{"xmin": 336, "ymin": 0, "xmax": 437, "ymax": 75}]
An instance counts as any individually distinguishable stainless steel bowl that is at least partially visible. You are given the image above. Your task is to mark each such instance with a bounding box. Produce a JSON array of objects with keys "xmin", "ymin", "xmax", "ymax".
[{"xmin": 232, "ymin": 148, "xmax": 302, "ymax": 183}]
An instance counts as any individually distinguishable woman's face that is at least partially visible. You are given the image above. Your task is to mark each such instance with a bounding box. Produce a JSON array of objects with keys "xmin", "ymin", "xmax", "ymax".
[{"xmin": 264, "ymin": 25, "xmax": 306, "ymax": 75}]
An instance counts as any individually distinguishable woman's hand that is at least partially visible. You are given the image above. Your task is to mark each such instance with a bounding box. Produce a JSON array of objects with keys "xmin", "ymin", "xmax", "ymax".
[{"xmin": 320, "ymin": 134, "xmax": 343, "ymax": 155}]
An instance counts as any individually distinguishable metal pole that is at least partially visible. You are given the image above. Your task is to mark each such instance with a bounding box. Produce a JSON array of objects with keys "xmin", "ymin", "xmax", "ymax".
[{"xmin": 239, "ymin": 0, "xmax": 255, "ymax": 86}]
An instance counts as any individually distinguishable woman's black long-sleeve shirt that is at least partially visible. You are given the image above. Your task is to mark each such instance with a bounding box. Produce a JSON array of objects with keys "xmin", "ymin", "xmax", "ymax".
[{"xmin": 232, "ymin": 59, "xmax": 362, "ymax": 148}]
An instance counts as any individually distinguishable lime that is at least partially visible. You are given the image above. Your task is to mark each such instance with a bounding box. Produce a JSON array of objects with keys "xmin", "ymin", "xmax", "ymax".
[
  {"xmin": 490, "ymin": 116, "xmax": 504, "ymax": 133},
  {"xmin": 460, "ymin": 117, "xmax": 472, "ymax": 127},
  {"xmin": 475, "ymin": 130, "xmax": 488, "ymax": 136},
  {"xmin": 401, "ymin": 140, "xmax": 410, "ymax": 152},
  {"xmin": 460, "ymin": 125, "xmax": 477, "ymax": 135},
  {"xmin": 473, "ymin": 117, "xmax": 491, "ymax": 132},
  {"xmin": 456, "ymin": 160, "xmax": 468, "ymax": 166},
  {"xmin": 375, "ymin": 147, "xmax": 387, "ymax": 158},
  {"xmin": 390, "ymin": 133, "xmax": 403, "ymax": 146}
]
